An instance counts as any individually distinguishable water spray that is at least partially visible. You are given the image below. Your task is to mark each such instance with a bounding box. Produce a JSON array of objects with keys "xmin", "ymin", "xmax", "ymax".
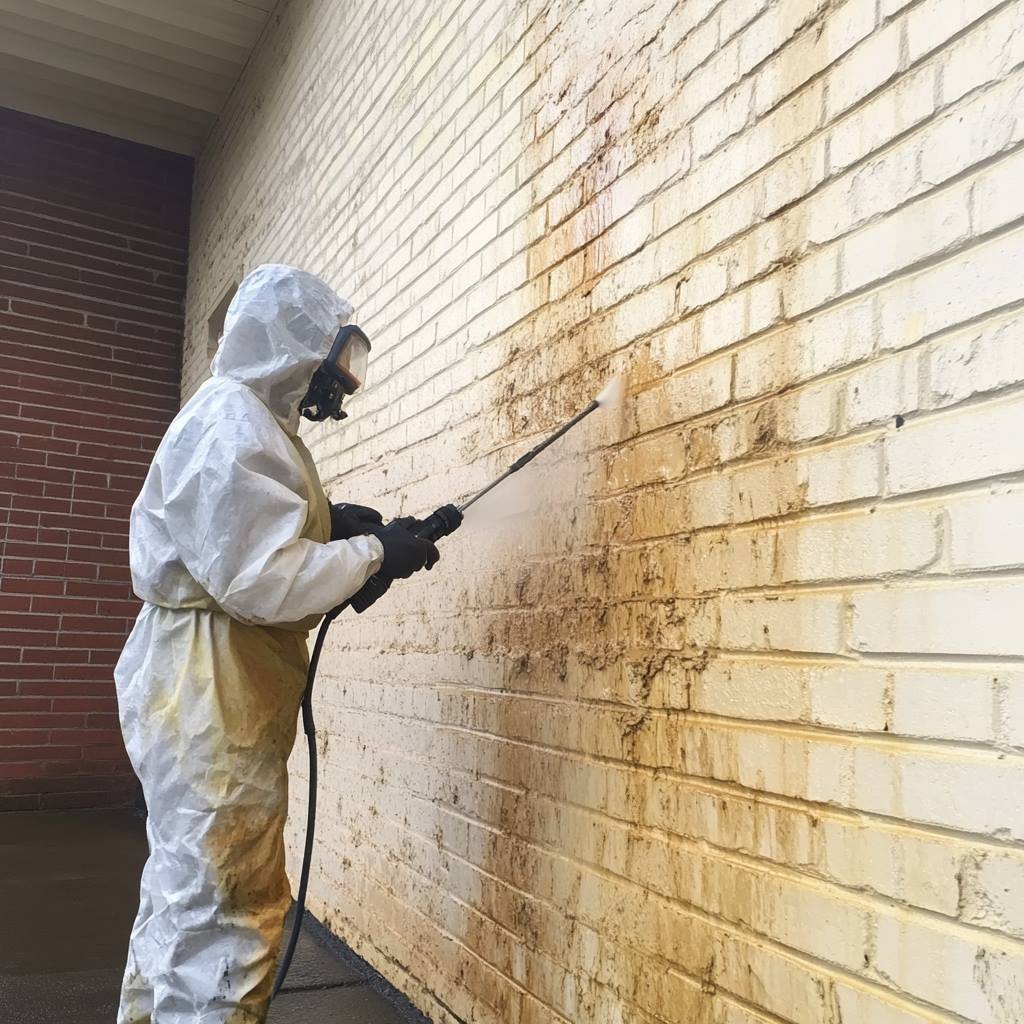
[
  {"xmin": 461, "ymin": 378, "xmax": 620, "ymax": 513},
  {"xmin": 273, "ymin": 378, "xmax": 622, "ymax": 997}
]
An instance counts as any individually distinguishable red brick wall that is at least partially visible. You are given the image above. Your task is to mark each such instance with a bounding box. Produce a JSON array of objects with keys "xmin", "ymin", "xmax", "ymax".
[{"xmin": 0, "ymin": 108, "xmax": 192, "ymax": 810}]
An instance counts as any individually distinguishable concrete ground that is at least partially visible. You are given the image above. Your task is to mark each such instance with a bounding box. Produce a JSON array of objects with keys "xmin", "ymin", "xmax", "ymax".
[{"xmin": 0, "ymin": 808, "xmax": 424, "ymax": 1023}]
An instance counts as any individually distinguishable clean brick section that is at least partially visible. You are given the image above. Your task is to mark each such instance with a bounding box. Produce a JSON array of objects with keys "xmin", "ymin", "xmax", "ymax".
[
  {"xmin": 0, "ymin": 108, "xmax": 191, "ymax": 810},
  {"xmin": 182, "ymin": 1, "xmax": 1024, "ymax": 1022}
]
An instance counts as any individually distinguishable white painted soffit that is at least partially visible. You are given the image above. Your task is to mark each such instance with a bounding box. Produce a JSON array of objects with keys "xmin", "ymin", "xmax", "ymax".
[{"xmin": 0, "ymin": 0, "xmax": 276, "ymax": 155}]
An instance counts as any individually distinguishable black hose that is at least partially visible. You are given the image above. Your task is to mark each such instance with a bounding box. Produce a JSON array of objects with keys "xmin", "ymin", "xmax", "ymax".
[
  {"xmin": 271, "ymin": 507, "xmax": 460, "ymax": 997},
  {"xmin": 272, "ymin": 602, "xmax": 345, "ymax": 998}
]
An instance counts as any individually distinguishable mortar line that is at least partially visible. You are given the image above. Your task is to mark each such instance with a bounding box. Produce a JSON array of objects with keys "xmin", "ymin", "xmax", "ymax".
[
  {"xmin": 334, "ymin": 759, "xmax": 1024, "ymax": 956},
  {"xmin": 325, "ymin": 689, "xmax": 1024, "ymax": 765},
  {"xmin": 594, "ymin": 466, "xmax": 1024, "ymax": 545},
  {"xmin": 597, "ymin": 469, "xmax": 1024, "ymax": 548},
  {"xmin": 317, "ymin": 702, "xmax": 1024, "ymax": 851}
]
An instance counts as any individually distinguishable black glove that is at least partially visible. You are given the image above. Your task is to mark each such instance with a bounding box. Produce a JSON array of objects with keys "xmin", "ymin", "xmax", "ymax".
[
  {"xmin": 330, "ymin": 502, "xmax": 383, "ymax": 541},
  {"xmin": 369, "ymin": 521, "xmax": 440, "ymax": 579}
]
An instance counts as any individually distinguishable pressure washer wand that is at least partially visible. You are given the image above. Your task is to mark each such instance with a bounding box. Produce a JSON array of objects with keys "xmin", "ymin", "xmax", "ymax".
[
  {"xmin": 273, "ymin": 394, "xmax": 606, "ymax": 999},
  {"xmin": 350, "ymin": 397, "xmax": 603, "ymax": 612},
  {"xmin": 460, "ymin": 398, "xmax": 600, "ymax": 513}
]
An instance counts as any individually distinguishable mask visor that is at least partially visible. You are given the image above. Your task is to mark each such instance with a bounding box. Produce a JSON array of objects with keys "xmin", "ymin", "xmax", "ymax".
[{"xmin": 328, "ymin": 326, "xmax": 370, "ymax": 393}]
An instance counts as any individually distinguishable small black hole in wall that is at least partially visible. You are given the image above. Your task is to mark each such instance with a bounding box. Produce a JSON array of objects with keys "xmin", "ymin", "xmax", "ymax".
[{"xmin": 894, "ymin": 414, "xmax": 905, "ymax": 428}]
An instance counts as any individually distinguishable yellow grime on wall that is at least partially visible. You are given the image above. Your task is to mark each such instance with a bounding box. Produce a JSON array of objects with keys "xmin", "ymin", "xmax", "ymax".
[{"xmin": 182, "ymin": 0, "xmax": 1024, "ymax": 1021}]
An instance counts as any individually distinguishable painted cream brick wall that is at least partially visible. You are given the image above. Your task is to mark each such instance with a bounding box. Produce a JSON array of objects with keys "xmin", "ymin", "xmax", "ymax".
[{"xmin": 182, "ymin": 0, "xmax": 1024, "ymax": 1020}]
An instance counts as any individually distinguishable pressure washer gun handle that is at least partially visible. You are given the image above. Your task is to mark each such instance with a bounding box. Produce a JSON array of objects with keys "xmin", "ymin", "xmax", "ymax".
[
  {"xmin": 348, "ymin": 503, "xmax": 464, "ymax": 614},
  {"xmin": 347, "ymin": 572, "xmax": 392, "ymax": 613}
]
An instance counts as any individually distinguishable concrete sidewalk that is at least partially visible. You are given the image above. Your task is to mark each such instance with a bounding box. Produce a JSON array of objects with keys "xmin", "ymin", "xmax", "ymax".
[{"xmin": 0, "ymin": 808, "xmax": 422, "ymax": 1023}]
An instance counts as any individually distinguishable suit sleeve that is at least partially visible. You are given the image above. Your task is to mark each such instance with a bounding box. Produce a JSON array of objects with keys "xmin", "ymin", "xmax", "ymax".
[{"xmin": 158, "ymin": 409, "xmax": 383, "ymax": 625}]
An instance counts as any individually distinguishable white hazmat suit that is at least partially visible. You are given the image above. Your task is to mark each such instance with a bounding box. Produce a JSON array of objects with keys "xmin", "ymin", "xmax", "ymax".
[{"xmin": 115, "ymin": 264, "xmax": 383, "ymax": 1023}]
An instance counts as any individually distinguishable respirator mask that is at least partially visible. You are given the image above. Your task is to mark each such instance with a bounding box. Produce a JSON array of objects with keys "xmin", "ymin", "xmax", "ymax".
[{"xmin": 299, "ymin": 324, "xmax": 371, "ymax": 421}]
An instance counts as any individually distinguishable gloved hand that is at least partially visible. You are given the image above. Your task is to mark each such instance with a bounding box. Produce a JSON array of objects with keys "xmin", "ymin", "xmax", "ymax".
[
  {"xmin": 330, "ymin": 502, "xmax": 384, "ymax": 541},
  {"xmin": 369, "ymin": 521, "xmax": 440, "ymax": 579}
]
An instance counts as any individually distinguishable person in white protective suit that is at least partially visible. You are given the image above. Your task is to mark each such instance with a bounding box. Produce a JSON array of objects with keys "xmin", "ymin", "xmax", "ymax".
[{"xmin": 114, "ymin": 264, "xmax": 439, "ymax": 1023}]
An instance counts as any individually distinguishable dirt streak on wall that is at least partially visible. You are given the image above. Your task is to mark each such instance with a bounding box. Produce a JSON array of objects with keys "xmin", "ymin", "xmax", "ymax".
[{"xmin": 183, "ymin": 0, "xmax": 1024, "ymax": 1021}]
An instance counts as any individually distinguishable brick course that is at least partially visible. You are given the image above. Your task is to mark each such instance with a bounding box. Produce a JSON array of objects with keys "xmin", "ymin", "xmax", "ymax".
[
  {"xmin": 183, "ymin": 1, "xmax": 1024, "ymax": 1021},
  {"xmin": 0, "ymin": 108, "xmax": 191, "ymax": 810}
]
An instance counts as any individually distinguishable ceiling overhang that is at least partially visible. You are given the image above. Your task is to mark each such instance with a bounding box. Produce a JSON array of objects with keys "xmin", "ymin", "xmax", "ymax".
[{"xmin": 0, "ymin": 0, "xmax": 275, "ymax": 155}]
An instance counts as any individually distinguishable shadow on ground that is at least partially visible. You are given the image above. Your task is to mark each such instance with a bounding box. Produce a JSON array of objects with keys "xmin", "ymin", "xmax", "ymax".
[{"xmin": 0, "ymin": 808, "xmax": 426, "ymax": 1023}]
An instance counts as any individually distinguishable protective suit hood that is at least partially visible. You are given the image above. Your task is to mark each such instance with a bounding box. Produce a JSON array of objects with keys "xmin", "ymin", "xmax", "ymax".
[{"xmin": 210, "ymin": 263, "xmax": 353, "ymax": 434}]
